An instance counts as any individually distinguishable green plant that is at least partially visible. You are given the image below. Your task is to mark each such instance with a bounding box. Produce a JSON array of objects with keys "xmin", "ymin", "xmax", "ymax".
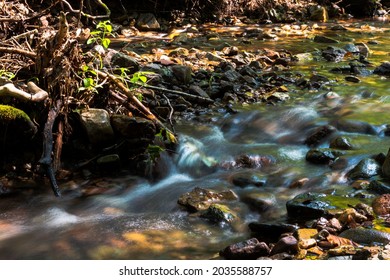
[
  {"xmin": 116, "ymin": 69, "xmax": 154, "ymax": 101},
  {"xmin": 78, "ymin": 64, "xmax": 101, "ymax": 93},
  {"xmin": 0, "ymin": 70, "xmax": 16, "ymax": 81},
  {"xmin": 87, "ymin": 20, "xmax": 113, "ymax": 49}
]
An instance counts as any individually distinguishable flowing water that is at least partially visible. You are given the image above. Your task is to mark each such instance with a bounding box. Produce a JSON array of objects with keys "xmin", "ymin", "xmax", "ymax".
[{"xmin": 1, "ymin": 20, "xmax": 390, "ymax": 259}]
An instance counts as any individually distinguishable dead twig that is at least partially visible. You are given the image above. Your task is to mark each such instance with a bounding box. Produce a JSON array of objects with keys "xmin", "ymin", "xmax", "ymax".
[
  {"xmin": 0, "ymin": 81, "xmax": 48, "ymax": 102},
  {"xmin": 0, "ymin": 46, "xmax": 36, "ymax": 59}
]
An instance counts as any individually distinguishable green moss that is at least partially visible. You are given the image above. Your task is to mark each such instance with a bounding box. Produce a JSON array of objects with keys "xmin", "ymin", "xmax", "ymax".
[{"xmin": 0, "ymin": 105, "xmax": 31, "ymax": 123}]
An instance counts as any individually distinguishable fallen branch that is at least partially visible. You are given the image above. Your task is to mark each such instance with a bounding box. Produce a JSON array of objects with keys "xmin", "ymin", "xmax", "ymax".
[
  {"xmin": 141, "ymin": 83, "xmax": 214, "ymax": 104},
  {"xmin": 96, "ymin": 69, "xmax": 177, "ymax": 143},
  {"xmin": 0, "ymin": 81, "xmax": 48, "ymax": 102},
  {"xmin": 3, "ymin": 29, "xmax": 38, "ymax": 43},
  {"xmin": 62, "ymin": 0, "xmax": 110, "ymax": 19},
  {"xmin": 0, "ymin": 47, "xmax": 36, "ymax": 59}
]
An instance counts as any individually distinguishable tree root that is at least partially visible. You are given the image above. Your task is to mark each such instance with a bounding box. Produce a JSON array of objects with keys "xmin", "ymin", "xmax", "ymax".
[{"xmin": 39, "ymin": 100, "xmax": 62, "ymax": 197}]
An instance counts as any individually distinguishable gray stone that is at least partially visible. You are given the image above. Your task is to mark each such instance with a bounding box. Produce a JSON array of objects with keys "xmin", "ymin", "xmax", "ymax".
[
  {"xmin": 205, "ymin": 52, "xmax": 226, "ymax": 62},
  {"xmin": 220, "ymin": 238, "xmax": 270, "ymax": 260},
  {"xmin": 170, "ymin": 65, "xmax": 192, "ymax": 84},
  {"xmin": 189, "ymin": 85, "xmax": 210, "ymax": 99},
  {"xmin": 322, "ymin": 46, "xmax": 346, "ymax": 62},
  {"xmin": 79, "ymin": 109, "xmax": 115, "ymax": 148},
  {"xmin": 135, "ymin": 13, "xmax": 160, "ymax": 31},
  {"xmin": 304, "ymin": 125, "xmax": 336, "ymax": 147},
  {"xmin": 347, "ymin": 158, "xmax": 381, "ymax": 180},
  {"xmin": 222, "ymin": 69, "xmax": 242, "ymax": 82}
]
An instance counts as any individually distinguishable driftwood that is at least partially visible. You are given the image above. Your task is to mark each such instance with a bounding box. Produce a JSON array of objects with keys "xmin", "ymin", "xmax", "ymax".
[{"xmin": 0, "ymin": 81, "xmax": 48, "ymax": 102}]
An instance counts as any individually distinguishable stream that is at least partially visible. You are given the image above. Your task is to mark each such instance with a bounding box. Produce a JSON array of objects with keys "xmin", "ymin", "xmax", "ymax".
[{"xmin": 1, "ymin": 19, "xmax": 390, "ymax": 259}]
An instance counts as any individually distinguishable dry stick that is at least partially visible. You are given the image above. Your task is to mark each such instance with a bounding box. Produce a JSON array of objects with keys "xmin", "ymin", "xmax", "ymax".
[
  {"xmin": 96, "ymin": 69, "xmax": 177, "ymax": 142},
  {"xmin": 62, "ymin": 0, "xmax": 110, "ymax": 19},
  {"xmin": 39, "ymin": 100, "xmax": 62, "ymax": 197},
  {"xmin": 0, "ymin": 47, "xmax": 36, "ymax": 59},
  {"xmin": 3, "ymin": 29, "xmax": 38, "ymax": 43},
  {"xmin": 139, "ymin": 83, "xmax": 214, "ymax": 104}
]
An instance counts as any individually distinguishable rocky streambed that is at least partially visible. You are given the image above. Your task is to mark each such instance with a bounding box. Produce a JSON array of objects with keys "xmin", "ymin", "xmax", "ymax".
[{"xmin": 1, "ymin": 19, "xmax": 390, "ymax": 259}]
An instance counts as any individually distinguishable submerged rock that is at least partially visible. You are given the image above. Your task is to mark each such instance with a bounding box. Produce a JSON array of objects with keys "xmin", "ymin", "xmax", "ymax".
[
  {"xmin": 229, "ymin": 171, "xmax": 267, "ymax": 187},
  {"xmin": 241, "ymin": 192, "xmax": 276, "ymax": 212},
  {"xmin": 381, "ymin": 148, "xmax": 390, "ymax": 178},
  {"xmin": 220, "ymin": 238, "xmax": 270, "ymax": 259},
  {"xmin": 304, "ymin": 125, "xmax": 337, "ymax": 147},
  {"xmin": 347, "ymin": 158, "xmax": 381, "ymax": 180},
  {"xmin": 329, "ymin": 136, "xmax": 353, "ymax": 150},
  {"xmin": 314, "ymin": 35, "xmax": 339, "ymax": 44},
  {"xmin": 331, "ymin": 119, "xmax": 378, "ymax": 135},
  {"xmin": 306, "ymin": 148, "xmax": 343, "ymax": 164},
  {"xmin": 368, "ymin": 180, "xmax": 390, "ymax": 194},
  {"xmin": 339, "ymin": 228, "xmax": 390, "ymax": 245},
  {"xmin": 322, "ymin": 46, "xmax": 346, "ymax": 62},
  {"xmin": 374, "ymin": 62, "xmax": 390, "ymax": 76}
]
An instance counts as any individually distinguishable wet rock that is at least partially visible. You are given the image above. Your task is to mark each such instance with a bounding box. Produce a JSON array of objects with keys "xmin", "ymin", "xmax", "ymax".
[
  {"xmin": 270, "ymin": 235, "xmax": 298, "ymax": 255},
  {"xmin": 169, "ymin": 47, "xmax": 190, "ymax": 57},
  {"xmin": 230, "ymin": 171, "xmax": 266, "ymax": 187},
  {"xmin": 329, "ymin": 136, "xmax": 353, "ymax": 150},
  {"xmin": 177, "ymin": 187, "xmax": 238, "ymax": 212},
  {"xmin": 345, "ymin": 75, "xmax": 361, "ymax": 83},
  {"xmin": 239, "ymin": 65, "xmax": 258, "ymax": 77},
  {"xmin": 286, "ymin": 192, "xmax": 335, "ymax": 219},
  {"xmin": 331, "ymin": 24, "xmax": 348, "ymax": 31},
  {"xmin": 372, "ymin": 194, "xmax": 390, "ymax": 215},
  {"xmin": 347, "ymin": 158, "xmax": 381, "ymax": 180},
  {"xmin": 314, "ymin": 35, "xmax": 339, "ymax": 44},
  {"xmin": 249, "ymin": 223, "xmax": 298, "ymax": 240},
  {"xmin": 368, "ymin": 180, "xmax": 390, "ymax": 194},
  {"xmin": 295, "ymin": 228, "xmax": 319, "ymax": 249},
  {"xmin": 343, "ymin": 43, "xmax": 360, "ymax": 54},
  {"xmin": 110, "ymin": 115, "xmax": 156, "ymax": 140},
  {"xmin": 135, "ymin": 13, "xmax": 160, "ymax": 31},
  {"xmin": 170, "ymin": 65, "xmax": 192, "ymax": 84},
  {"xmin": 309, "ymin": 74, "xmax": 330, "ymax": 84},
  {"xmin": 219, "ymin": 238, "xmax": 270, "ymax": 260},
  {"xmin": 96, "ymin": 154, "xmax": 121, "ymax": 172},
  {"xmin": 306, "ymin": 148, "xmax": 343, "ymax": 164},
  {"xmin": 79, "ymin": 108, "xmax": 115, "ymax": 148},
  {"xmin": 188, "ymin": 85, "xmax": 210, "ymax": 99},
  {"xmin": 322, "ymin": 46, "xmax": 346, "ymax": 62},
  {"xmin": 221, "ymin": 154, "xmax": 275, "ymax": 169},
  {"xmin": 339, "ymin": 228, "xmax": 390, "ymax": 245},
  {"xmin": 381, "ymin": 148, "xmax": 390, "ymax": 179},
  {"xmin": 200, "ymin": 203, "xmax": 236, "ymax": 223},
  {"xmin": 374, "ymin": 62, "xmax": 390, "ymax": 76},
  {"xmin": 331, "ymin": 119, "xmax": 378, "ymax": 135},
  {"xmin": 241, "ymin": 192, "xmax": 276, "ymax": 212},
  {"xmin": 304, "ymin": 125, "xmax": 336, "ymax": 147},
  {"xmin": 109, "ymin": 51, "xmax": 140, "ymax": 73}
]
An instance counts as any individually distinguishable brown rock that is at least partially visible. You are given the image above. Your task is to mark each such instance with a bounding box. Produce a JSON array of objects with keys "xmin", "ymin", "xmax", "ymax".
[
  {"xmin": 372, "ymin": 194, "xmax": 390, "ymax": 216},
  {"xmin": 220, "ymin": 238, "xmax": 270, "ymax": 259}
]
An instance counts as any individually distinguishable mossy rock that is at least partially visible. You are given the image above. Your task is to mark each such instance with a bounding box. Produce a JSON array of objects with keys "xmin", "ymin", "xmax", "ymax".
[{"xmin": 0, "ymin": 105, "xmax": 37, "ymax": 145}]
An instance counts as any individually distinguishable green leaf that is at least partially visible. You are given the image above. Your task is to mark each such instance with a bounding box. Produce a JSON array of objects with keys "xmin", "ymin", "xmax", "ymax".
[
  {"xmin": 90, "ymin": 30, "xmax": 101, "ymax": 35},
  {"xmin": 105, "ymin": 24, "xmax": 112, "ymax": 33},
  {"xmin": 102, "ymin": 38, "xmax": 110, "ymax": 49},
  {"xmin": 139, "ymin": 76, "xmax": 147, "ymax": 83},
  {"xmin": 86, "ymin": 37, "xmax": 96, "ymax": 45}
]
